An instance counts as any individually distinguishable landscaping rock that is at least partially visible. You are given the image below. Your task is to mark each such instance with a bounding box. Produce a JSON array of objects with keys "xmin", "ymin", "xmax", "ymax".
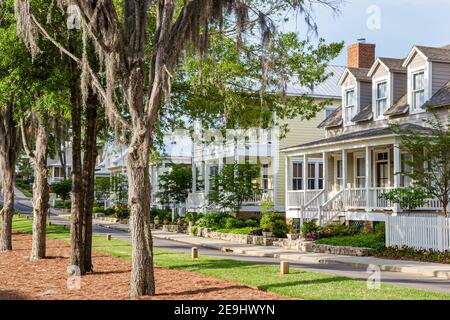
[{"xmin": 94, "ymin": 213, "xmax": 105, "ymax": 218}]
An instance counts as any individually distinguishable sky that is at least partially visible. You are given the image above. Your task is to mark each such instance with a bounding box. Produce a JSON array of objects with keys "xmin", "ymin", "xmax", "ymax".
[{"xmin": 284, "ymin": 0, "xmax": 450, "ymax": 65}]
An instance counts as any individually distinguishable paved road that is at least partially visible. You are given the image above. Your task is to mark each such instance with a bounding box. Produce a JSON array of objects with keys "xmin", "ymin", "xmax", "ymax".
[{"xmin": 6, "ymin": 196, "xmax": 450, "ymax": 294}]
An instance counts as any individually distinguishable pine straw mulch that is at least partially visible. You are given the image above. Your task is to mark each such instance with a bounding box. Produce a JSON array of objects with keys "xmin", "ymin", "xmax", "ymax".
[{"xmin": 0, "ymin": 233, "xmax": 288, "ymax": 300}]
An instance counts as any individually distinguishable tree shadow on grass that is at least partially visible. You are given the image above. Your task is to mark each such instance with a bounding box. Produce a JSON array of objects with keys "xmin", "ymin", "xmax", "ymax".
[
  {"xmin": 157, "ymin": 284, "xmax": 251, "ymax": 297},
  {"xmin": 158, "ymin": 259, "xmax": 258, "ymax": 271},
  {"xmin": 257, "ymin": 275, "xmax": 352, "ymax": 292}
]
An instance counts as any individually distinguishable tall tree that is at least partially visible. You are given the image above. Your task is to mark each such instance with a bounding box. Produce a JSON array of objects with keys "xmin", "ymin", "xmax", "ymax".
[
  {"xmin": 0, "ymin": 2, "xmax": 23, "ymax": 250},
  {"xmin": 16, "ymin": 0, "xmax": 342, "ymax": 296}
]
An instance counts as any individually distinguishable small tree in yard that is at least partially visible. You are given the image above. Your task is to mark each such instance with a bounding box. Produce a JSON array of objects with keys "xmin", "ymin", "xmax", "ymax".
[
  {"xmin": 389, "ymin": 113, "xmax": 450, "ymax": 216},
  {"xmin": 208, "ymin": 162, "xmax": 262, "ymax": 214},
  {"xmin": 382, "ymin": 186, "xmax": 431, "ymax": 213},
  {"xmin": 157, "ymin": 165, "xmax": 192, "ymax": 206},
  {"xmin": 95, "ymin": 177, "xmax": 111, "ymax": 205},
  {"xmin": 51, "ymin": 179, "xmax": 72, "ymax": 204}
]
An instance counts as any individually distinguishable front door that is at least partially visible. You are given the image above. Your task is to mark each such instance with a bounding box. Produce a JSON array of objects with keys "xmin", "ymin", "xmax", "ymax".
[{"xmin": 376, "ymin": 152, "xmax": 389, "ymax": 187}]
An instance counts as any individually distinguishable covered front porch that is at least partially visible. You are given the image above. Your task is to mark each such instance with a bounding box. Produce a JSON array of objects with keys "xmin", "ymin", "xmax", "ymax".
[{"xmin": 284, "ymin": 133, "xmax": 442, "ymax": 225}]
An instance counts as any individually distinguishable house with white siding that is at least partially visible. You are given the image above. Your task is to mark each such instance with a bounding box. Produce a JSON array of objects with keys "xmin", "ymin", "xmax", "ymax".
[
  {"xmin": 282, "ymin": 41, "xmax": 450, "ymax": 226},
  {"xmin": 186, "ymin": 65, "xmax": 345, "ymax": 214}
]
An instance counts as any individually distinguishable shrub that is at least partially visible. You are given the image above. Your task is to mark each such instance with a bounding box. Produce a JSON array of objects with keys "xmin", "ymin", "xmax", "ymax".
[
  {"xmin": 224, "ymin": 217, "xmax": 245, "ymax": 229},
  {"xmin": 104, "ymin": 208, "xmax": 116, "ymax": 216},
  {"xmin": 115, "ymin": 208, "xmax": 129, "ymax": 220},
  {"xmin": 375, "ymin": 246, "xmax": 450, "ymax": 264},
  {"xmin": 93, "ymin": 207, "xmax": 104, "ymax": 213},
  {"xmin": 244, "ymin": 218, "xmax": 258, "ymax": 228},
  {"xmin": 184, "ymin": 212, "xmax": 204, "ymax": 225},
  {"xmin": 321, "ymin": 223, "xmax": 357, "ymax": 238},
  {"xmin": 196, "ymin": 212, "xmax": 230, "ymax": 230},
  {"xmin": 51, "ymin": 179, "xmax": 72, "ymax": 202},
  {"xmin": 260, "ymin": 212, "xmax": 287, "ymax": 237},
  {"xmin": 301, "ymin": 220, "xmax": 320, "ymax": 239},
  {"xmin": 215, "ymin": 227, "xmax": 258, "ymax": 235}
]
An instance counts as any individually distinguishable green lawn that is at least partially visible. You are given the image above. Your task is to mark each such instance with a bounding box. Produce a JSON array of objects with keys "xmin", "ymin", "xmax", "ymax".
[
  {"xmin": 11, "ymin": 215, "xmax": 450, "ymax": 300},
  {"xmin": 17, "ymin": 186, "xmax": 33, "ymax": 198},
  {"xmin": 316, "ymin": 233, "xmax": 385, "ymax": 250},
  {"xmin": 214, "ymin": 227, "xmax": 258, "ymax": 234}
]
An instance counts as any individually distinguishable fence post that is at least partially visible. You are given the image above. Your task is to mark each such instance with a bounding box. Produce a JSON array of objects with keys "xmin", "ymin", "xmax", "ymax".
[{"xmin": 437, "ymin": 216, "xmax": 444, "ymax": 252}]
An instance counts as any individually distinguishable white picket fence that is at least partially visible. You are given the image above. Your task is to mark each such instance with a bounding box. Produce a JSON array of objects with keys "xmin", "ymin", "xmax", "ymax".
[{"xmin": 386, "ymin": 215, "xmax": 450, "ymax": 252}]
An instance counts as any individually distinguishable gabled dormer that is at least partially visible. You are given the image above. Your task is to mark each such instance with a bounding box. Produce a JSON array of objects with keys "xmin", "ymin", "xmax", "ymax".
[
  {"xmin": 338, "ymin": 67, "xmax": 372, "ymax": 125},
  {"xmin": 337, "ymin": 40, "xmax": 375, "ymax": 126},
  {"xmin": 402, "ymin": 45, "xmax": 450, "ymax": 114},
  {"xmin": 367, "ymin": 58, "xmax": 407, "ymax": 120}
]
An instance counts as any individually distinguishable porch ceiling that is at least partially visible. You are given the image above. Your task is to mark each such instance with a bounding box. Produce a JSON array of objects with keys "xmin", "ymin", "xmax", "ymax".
[{"xmin": 282, "ymin": 123, "xmax": 431, "ymax": 155}]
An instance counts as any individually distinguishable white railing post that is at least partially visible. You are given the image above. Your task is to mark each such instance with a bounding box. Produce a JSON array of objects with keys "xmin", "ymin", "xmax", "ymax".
[
  {"xmin": 365, "ymin": 146, "xmax": 371, "ymax": 211},
  {"xmin": 393, "ymin": 143, "xmax": 401, "ymax": 215},
  {"xmin": 342, "ymin": 149, "xmax": 347, "ymax": 208},
  {"xmin": 323, "ymin": 152, "xmax": 328, "ymax": 203},
  {"xmin": 285, "ymin": 155, "xmax": 289, "ymax": 210},
  {"xmin": 303, "ymin": 154, "xmax": 308, "ymax": 207}
]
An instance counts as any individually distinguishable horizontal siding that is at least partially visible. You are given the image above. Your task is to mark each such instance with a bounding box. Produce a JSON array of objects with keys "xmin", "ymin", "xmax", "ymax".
[
  {"xmin": 360, "ymin": 82, "xmax": 372, "ymax": 107},
  {"xmin": 432, "ymin": 62, "xmax": 450, "ymax": 95},
  {"xmin": 275, "ymin": 107, "xmax": 331, "ymax": 209},
  {"xmin": 393, "ymin": 73, "xmax": 407, "ymax": 102}
]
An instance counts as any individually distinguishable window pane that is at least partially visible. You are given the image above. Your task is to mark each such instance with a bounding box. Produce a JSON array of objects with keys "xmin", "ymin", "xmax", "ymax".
[
  {"xmin": 377, "ymin": 82, "xmax": 387, "ymax": 99},
  {"xmin": 308, "ymin": 163, "xmax": 315, "ymax": 178},
  {"xmin": 319, "ymin": 164, "xmax": 323, "ymax": 178},
  {"xmin": 413, "ymin": 72, "xmax": 424, "ymax": 90}
]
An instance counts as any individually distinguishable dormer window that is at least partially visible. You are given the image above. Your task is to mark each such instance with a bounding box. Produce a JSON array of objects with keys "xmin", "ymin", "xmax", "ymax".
[
  {"xmin": 412, "ymin": 71, "xmax": 425, "ymax": 111},
  {"xmin": 376, "ymin": 81, "xmax": 388, "ymax": 117},
  {"xmin": 345, "ymin": 89, "xmax": 355, "ymax": 123}
]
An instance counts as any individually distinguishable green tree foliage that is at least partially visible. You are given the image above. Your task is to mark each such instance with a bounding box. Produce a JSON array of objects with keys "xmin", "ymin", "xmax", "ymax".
[
  {"xmin": 51, "ymin": 179, "xmax": 72, "ymax": 203},
  {"xmin": 208, "ymin": 162, "xmax": 262, "ymax": 213},
  {"xmin": 95, "ymin": 177, "xmax": 111, "ymax": 202},
  {"xmin": 110, "ymin": 173, "xmax": 128, "ymax": 206},
  {"xmin": 382, "ymin": 186, "xmax": 431, "ymax": 212},
  {"xmin": 390, "ymin": 112, "xmax": 450, "ymax": 215},
  {"xmin": 157, "ymin": 164, "xmax": 192, "ymax": 205},
  {"xmin": 170, "ymin": 34, "xmax": 343, "ymax": 136}
]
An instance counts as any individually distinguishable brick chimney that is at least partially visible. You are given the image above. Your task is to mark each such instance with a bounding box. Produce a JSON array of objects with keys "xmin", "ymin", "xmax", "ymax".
[{"xmin": 347, "ymin": 39, "xmax": 375, "ymax": 69}]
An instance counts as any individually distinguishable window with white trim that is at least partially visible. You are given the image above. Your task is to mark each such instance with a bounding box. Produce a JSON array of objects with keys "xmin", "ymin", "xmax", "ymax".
[
  {"xmin": 355, "ymin": 157, "xmax": 366, "ymax": 188},
  {"xmin": 401, "ymin": 154, "xmax": 412, "ymax": 187},
  {"xmin": 336, "ymin": 159, "xmax": 343, "ymax": 187},
  {"xmin": 262, "ymin": 164, "xmax": 269, "ymax": 191},
  {"xmin": 376, "ymin": 81, "xmax": 388, "ymax": 117},
  {"xmin": 345, "ymin": 90, "xmax": 355, "ymax": 123},
  {"xmin": 292, "ymin": 161, "xmax": 303, "ymax": 191},
  {"xmin": 412, "ymin": 71, "xmax": 425, "ymax": 111}
]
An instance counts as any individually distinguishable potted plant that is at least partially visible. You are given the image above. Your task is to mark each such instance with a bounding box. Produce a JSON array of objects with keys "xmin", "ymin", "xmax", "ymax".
[
  {"xmin": 154, "ymin": 216, "xmax": 160, "ymax": 226},
  {"xmin": 262, "ymin": 228, "xmax": 273, "ymax": 238},
  {"xmin": 163, "ymin": 217, "xmax": 169, "ymax": 225},
  {"xmin": 286, "ymin": 224, "xmax": 297, "ymax": 240}
]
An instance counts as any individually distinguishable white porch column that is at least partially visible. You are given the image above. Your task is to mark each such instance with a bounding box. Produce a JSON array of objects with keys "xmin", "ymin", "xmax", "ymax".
[
  {"xmin": 393, "ymin": 142, "xmax": 401, "ymax": 215},
  {"xmin": 303, "ymin": 154, "xmax": 308, "ymax": 206},
  {"xmin": 342, "ymin": 149, "xmax": 347, "ymax": 208},
  {"xmin": 204, "ymin": 162, "xmax": 210, "ymax": 193},
  {"xmin": 323, "ymin": 152, "xmax": 328, "ymax": 202},
  {"xmin": 365, "ymin": 146, "xmax": 371, "ymax": 210},
  {"xmin": 285, "ymin": 155, "xmax": 289, "ymax": 211},
  {"xmin": 191, "ymin": 161, "xmax": 196, "ymax": 193}
]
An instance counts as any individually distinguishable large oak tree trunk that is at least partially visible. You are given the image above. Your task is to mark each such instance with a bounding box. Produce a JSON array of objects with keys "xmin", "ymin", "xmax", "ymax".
[
  {"xmin": 127, "ymin": 133, "xmax": 155, "ymax": 297},
  {"xmin": 69, "ymin": 73, "xmax": 85, "ymax": 274},
  {"xmin": 30, "ymin": 117, "xmax": 49, "ymax": 260},
  {"xmin": 0, "ymin": 103, "xmax": 19, "ymax": 251},
  {"xmin": 82, "ymin": 89, "xmax": 98, "ymax": 272}
]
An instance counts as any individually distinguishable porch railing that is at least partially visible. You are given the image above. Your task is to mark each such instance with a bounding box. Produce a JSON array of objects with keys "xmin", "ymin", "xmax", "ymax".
[
  {"xmin": 242, "ymin": 189, "xmax": 274, "ymax": 205},
  {"xmin": 187, "ymin": 192, "xmax": 206, "ymax": 209},
  {"xmin": 287, "ymin": 190, "xmax": 323, "ymax": 209}
]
